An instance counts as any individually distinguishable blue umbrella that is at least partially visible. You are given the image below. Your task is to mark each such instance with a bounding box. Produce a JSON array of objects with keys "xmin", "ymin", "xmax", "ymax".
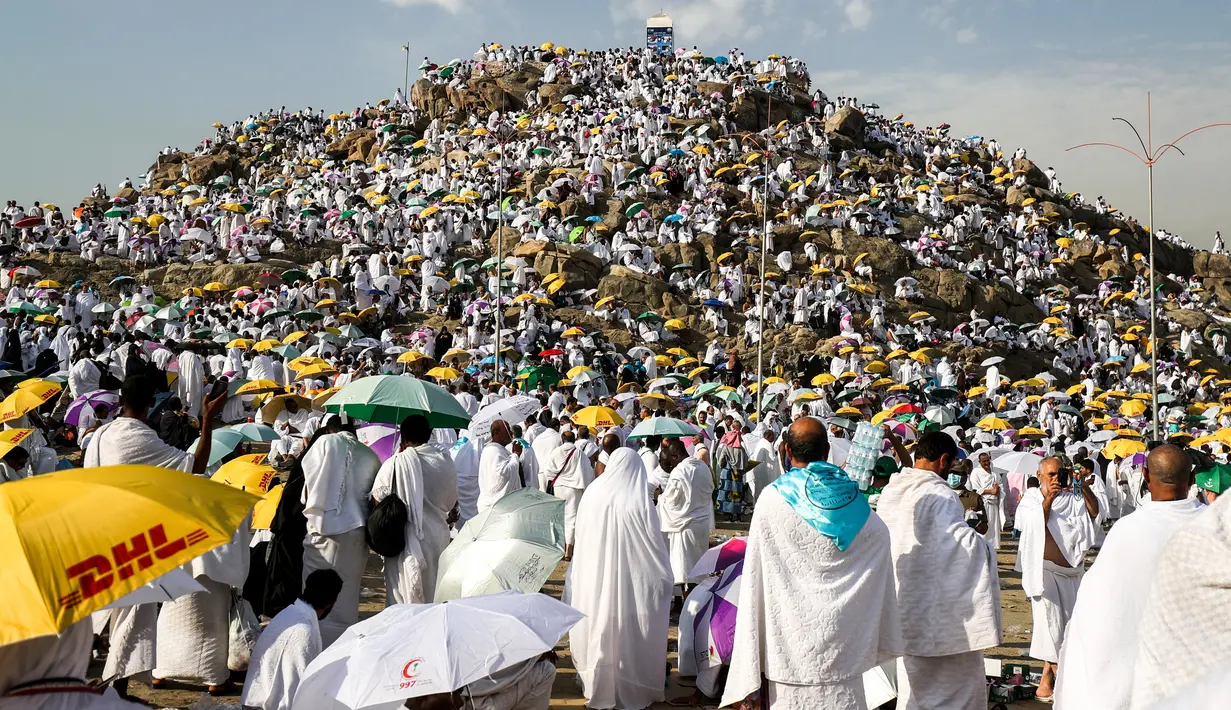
[
  {"xmin": 703, "ymin": 299, "xmax": 726, "ymax": 308},
  {"xmin": 584, "ymin": 216, "xmax": 603, "ymax": 223},
  {"xmin": 664, "ymin": 214, "xmax": 684, "ymax": 223},
  {"xmin": 365, "ymin": 289, "xmax": 385, "ymax": 296},
  {"xmin": 713, "ymin": 55, "xmax": 729, "ymax": 64},
  {"xmin": 227, "ymin": 422, "xmax": 280, "ymax": 443},
  {"xmin": 669, "ymin": 149, "xmax": 686, "ymax": 157}
]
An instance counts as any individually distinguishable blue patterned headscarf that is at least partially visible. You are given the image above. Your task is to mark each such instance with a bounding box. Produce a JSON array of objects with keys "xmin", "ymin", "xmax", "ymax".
[{"xmin": 770, "ymin": 460, "xmax": 871, "ymax": 551}]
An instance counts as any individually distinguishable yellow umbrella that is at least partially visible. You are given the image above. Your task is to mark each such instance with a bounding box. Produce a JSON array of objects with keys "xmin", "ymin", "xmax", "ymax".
[
  {"xmin": 34, "ymin": 280, "xmax": 62, "ymax": 289},
  {"xmin": 441, "ymin": 349, "xmax": 471, "ymax": 364},
  {"xmin": 253, "ymin": 339, "xmax": 283, "ymax": 352},
  {"xmin": 836, "ymin": 406, "xmax": 864, "ymax": 418},
  {"xmin": 653, "ymin": 355, "xmax": 672, "ymax": 366},
  {"xmin": 1103, "ymin": 438, "xmax": 1147, "ymax": 459},
  {"xmin": 203, "ymin": 282, "xmax": 228, "ymax": 292},
  {"xmin": 226, "ymin": 338, "xmax": 254, "ymax": 350},
  {"xmin": 0, "ymin": 383, "xmax": 61, "ymax": 423},
  {"xmin": 252, "ymin": 485, "xmax": 284, "ymax": 530},
  {"xmin": 687, "ymin": 366, "xmax": 710, "ymax": 380},
  {"xmin": 567, "ymin": 366, "xmax": 592, "ymax": 378},
  {"xmin": 283, "ymin": 331, "xmax": 310, "ymax": 345},
  {"xmin": 182, "ymin": 287, "xmax": 204, "ymax": 297},
  {"xmin": 561, "ymin": 327, "xmax": 585, "ymax": 338},
  {"xmin": 426, "ymin": 366, "xmax": 462, "ymax": 381},
  {"xmin": 572, "ymin": 406, "xmax": 624, "ymax": 429},
  {"xmin": 664, "ymin": 319, "xmax": 686, "ymax": 331},
  {"xmin": 235, "ymin": 379, "xmax": 285, "ymax": 395},
  {"xmin": 295, "ymin": 363, "xmax": 337, "ymax": 381},
  {"xmin": 398, "ymin": 351, "xmax": 434, "ymax": 364},
  {"xmin": 977, "ymin": 415, "xmax": 1011, "ymax": 431},
  {"xmin": 0, "ymin": 465, "xmax": 257, "ymax": 646},
  {"xmin": 261, "ymin": 393, "xmax": 311, "ymax": 421},
  {"xmin": 211, "ymin": 456, "xmax": 276, "ymax": 493}
]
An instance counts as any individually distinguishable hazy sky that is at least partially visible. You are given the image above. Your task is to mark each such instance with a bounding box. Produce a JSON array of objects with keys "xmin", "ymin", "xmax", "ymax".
[{"xmin": 3, "ymin": 0, "xmax": 1230, "ymax": 247}]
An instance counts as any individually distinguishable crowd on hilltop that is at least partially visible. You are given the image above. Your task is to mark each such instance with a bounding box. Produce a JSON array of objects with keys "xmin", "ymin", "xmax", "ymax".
[{"xmin": 2, "ymin": 40, "xmax": 1231, "ymax": 710}]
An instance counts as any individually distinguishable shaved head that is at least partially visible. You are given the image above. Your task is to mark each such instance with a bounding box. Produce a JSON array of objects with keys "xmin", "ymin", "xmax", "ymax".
[
  {"xmin": 783, "ymin": 417, "xmax": 830, "ymax": 466},
  {"xmin": 1146, "ymin": 444, "xmax": 1193, "ymax": 497}
]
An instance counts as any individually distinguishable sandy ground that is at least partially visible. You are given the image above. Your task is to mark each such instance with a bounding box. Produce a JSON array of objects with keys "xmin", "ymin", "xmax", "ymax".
[{"xmin": 107, "ymin": 523, "xmax": 1053, "ymax": 709}]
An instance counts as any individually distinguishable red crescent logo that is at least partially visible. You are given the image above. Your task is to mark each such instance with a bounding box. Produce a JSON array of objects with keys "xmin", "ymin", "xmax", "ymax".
[{"xmin": 402, "ymin": 658, "xmax": 423, "ymax": 679}]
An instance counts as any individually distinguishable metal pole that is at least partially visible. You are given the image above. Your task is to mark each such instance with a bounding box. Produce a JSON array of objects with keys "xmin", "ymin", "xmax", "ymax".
[
  {"xmin": 1148, "ymin": 161, "xmax": 1158, "ymax": 439},
  {"xmin": 755, "ymin": 94, "xmax": 771, "ymax": 422},
  {"xmin": 495, "ymin": 132, "xmax": 505, "ymax": 382},
  {"xmin": 402, "ymin": 44, "xmax": 410, "ymax": 100}
]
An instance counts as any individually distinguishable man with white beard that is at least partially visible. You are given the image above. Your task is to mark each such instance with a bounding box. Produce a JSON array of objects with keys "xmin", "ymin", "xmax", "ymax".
[
  {"xmin": 656, "ymin": 438, "xmax": 714, "ymax": 594},
  {"xmin": 369, "ymin": 414, "xmax": 458, "ymax": 605},
  {"xmin": 1055, "ymin": 445, "xmax": 1203, "ymax": 709},
  {"xmin": 1016, "ymin": 456, "xmax": 1100, "ymax": 702},
  {"xmin": 723, "ymin": 417, "xmax": 901, "ymax": 709},
  {"xmin": 299, "ymin": 415, "xmax": 381, "ymax": 646},
  {"xmin": 877, "ymin": 431, "xmax": 1003, "ymax": 710}
]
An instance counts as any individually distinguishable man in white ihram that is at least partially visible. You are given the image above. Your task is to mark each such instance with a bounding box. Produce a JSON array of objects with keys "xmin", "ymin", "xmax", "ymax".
[
  {"xmin": 1015, "ymin": 456, "xmax": 1099, "ymax": 702},
  {"xmin": 369, "ymin": 414, "xmax": 458, "ymax": 605},
  {"xmin": 877, "ymin": 431, "xmax": 1002, "ymax": 709},
  {"xmin": 476, "ymin": 419, "xmax": 522, "ymax": 514},
  {"xmin": 299, "ymin": 415, "xmax": 381, "ymax": 646},
  {"xmin": 541, "ymin": 429, "xmax": 594, "ymax": 561},
  {"xmin": 656, "ymin": 438, "xmax": 715, "ymax": 593},
  {"xmin": 240, "ymin": 569, "xmax": 342, "ymax": 710},
  {"xmin": 724, "ymin": 417, "xmax": 901, "ymax": 709},
  {"xmin": 1054, "ymin": 445, "xmax": 1203, "ymax": 709}
]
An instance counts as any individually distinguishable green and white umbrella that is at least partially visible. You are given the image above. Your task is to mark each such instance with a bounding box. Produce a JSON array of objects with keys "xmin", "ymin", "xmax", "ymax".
[
  {"xmin": 627, "ymin": 416, "xmax": 701, "ymax": 440},
  {"xmin": 323, "ymin": 375, "xmax": 471, "ymax": 428},
  {"xmin": 434, "ymin": 488, "xmax": 564, "ymax": 602}
]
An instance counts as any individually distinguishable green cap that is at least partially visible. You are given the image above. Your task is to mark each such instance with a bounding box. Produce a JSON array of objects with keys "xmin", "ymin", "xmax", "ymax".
[
  {"xmin": 874, "ymin": 456, "xmax": 900, "ymax": 477},
  {"xmin": 1195, "ymin": 464, "xmax": 1231, "ymax": 494}
]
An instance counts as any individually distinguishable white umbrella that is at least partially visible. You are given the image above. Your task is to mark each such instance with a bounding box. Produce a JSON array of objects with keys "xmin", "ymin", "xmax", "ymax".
[
  {"xmin": 467, "ymin": 395, "xmax": 541, "ymax": 440},
  {"xmin": 293, "ymin": 591, "xmax": 581, "ymax": 710},
  {"xmin": 1089, "ymin": 429, "xmax": 1118, "ymax": 443},
  {"xmin": 91, "ymin": 302, "xmax": 118, "ymax": 314},
  {"xmin": 627, "ymin": 346, "xmax": 654, "ymax": 359},
  {"xmin": 924, "ymin": 405, "xmax": 955, "ymax": 426},
  {"xmin": 103, "ymin": 568, "xmax": 206, "ymax": 609},
  {"xmin": 182, "ymin": 227, "xmax": 211, "ymax": 242},
  {"xmin": 827, "ymin": 437, "xmax": 852, "ymax": 468},
  {"xmin": 571, "ymin": 370, "xmax": 601, "ymax": 385},
  {"xmin": 992, "ymin": 451, "xmax": 1043, "ymax": 475},
  {"xmin": 981, "ymin": 356, "xmax": 1004, "ymax": 367},
  {"xmin": 1042, "ymin": 391, "xmax": 1070, "ymax": 400},
  {"xmin": 764, "ymin": 381, "xmax": 792, "ymax": 397}
]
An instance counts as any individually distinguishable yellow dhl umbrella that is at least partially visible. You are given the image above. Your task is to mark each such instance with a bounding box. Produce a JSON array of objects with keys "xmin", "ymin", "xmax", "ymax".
[
  {"xmin": 864, "ymin": 361, "xmax": 888, "ymax": 374},
  {"xmin": 253, "ymin": 339, "xmax": 283, "ymax": 352},
  {"xmin": 653, "ymin": 355, "xmax": 673, "ymax": 366},
  {"xmin": 426, "ymin": 366, "xmax": 462, "ymax": 381},
  {"xmin": 677, "ymin": 357, "xmax": 699, "ymax": 367},
  {"xmin": 284, "ymin": 331, "xmax": 310, "ymax": 344},
  {"xmin": 1066, "ymin": 383, "xmax": 1086, "ymax": 396},
  {"xmin": 0, "ymin": 383, "xmax": 61, "ymax": 423},
  {"xmin": 0, "ymin": 465, "xmax": 257, "ymax": 646},
  {"xmin": 398, "ymin": 351, "xmax": 434, "ymax": 364},
  {"xmin": 211, "ymin": 456, "xmax": 277, "ymax": 493},
  {"xmin": 870, "ymin": 377, "xmax": 896, "ymax": 389},
  {"xmin": 1130, "ymin": 362, "xmax": 1151, "ymax": 374},
  {"xmin": 182, "ymin": 287, "xmax": 204, "ymax": 298},
  {"xmin": 235, "ymin": 379, "xmax": 284, "ymax": 395},
  {"xmin": 977, "ymin": 415, "xmax": 1011, "ymax": 431},
  {"xmin": 763, "ymin": 377, "xmax": 786, "ymax": 386},
  {"xmin": 567, "ymin": 365, "xmax": 592, "ymax": 378},
  {"xmin": 836, "ymin": 406, "xmax": 864, "ymax": 418},
  {"xmin": 203, "ymin": 282, "xmax": 228, "ymax": 292},
  {"xmin": 572, "ymin": 406, "xmax": 624, "ymax": 429},
  {"xmin": 1084, "ymin": 400, "xmax": 1109, "ymax": 411},
  {"xmin": 295, "ymin": 363, "xmax": 338, "ymax": 381},
  {"xmin": 1103, "ymin": 438, "xmax": 1147, "ymax": 459},
  {"xmin": 688, "ymin": 366, "xmax": 710, "ymax": 380},
  {"xmin": 812, "ymin": 373, "xmax": 837, "ymax": 386},
  {"xmin": 561, "ymin": 327, "xmax": 585, "ymax": 338},
  {"xmin": 34, "ymin": 279, "xmax": 62, "ymax": 289},
  {"xmin": 252, "ymin": 485, "xmax": 284, "ymax": 530}
]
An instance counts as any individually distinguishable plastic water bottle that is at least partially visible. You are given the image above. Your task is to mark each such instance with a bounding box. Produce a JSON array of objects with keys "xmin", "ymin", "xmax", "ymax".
[{"xmin": 846, "ymin": 422, "xmax": 882, "ymax": 491}]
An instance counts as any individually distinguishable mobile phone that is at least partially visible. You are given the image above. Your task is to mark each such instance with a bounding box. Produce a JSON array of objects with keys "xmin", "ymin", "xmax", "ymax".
[{"xmin": 210, "ymin": 376, "xmax": 229, "ymax": 400}]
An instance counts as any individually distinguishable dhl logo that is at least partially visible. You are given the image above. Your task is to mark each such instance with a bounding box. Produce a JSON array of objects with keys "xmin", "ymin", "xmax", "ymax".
[{"xmin": 58, "ymin": 524, "xmax": 209, "ymax": 610}]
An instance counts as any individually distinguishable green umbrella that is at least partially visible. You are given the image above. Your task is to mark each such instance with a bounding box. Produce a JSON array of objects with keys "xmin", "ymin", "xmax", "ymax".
[
  {"xmin": 627, "ymin": 416, "xmax": 700, "ymax": 439},
  {"xmin": 693, "ymin": 382, "xmax": 723, "ymax": 398},
  {"xmin": 520, "ymin": 365, "xmax": 561, "ymax": 392},
  {"xmin": 481, "ymin": 257, "xmax": 501, "ymax": 269},
  {"xmin": 103, "ymin": 207, "xmax": 128, "ymax": 218},
  {"xmin": 323, "ymin": 375, "xmax": 472, "ymax": 428},
  {"xmin": 272, "ymin": 344, "xmax": 301, "ymax": 359},
  {"xmin": 340, "ymin": 209, "xmax": 358, "ymax": 220},
  {"xmin": 568, "ymin": 226, "xmax": 586, "ymax": 242},
  {"xmin": 187, "ymin": 429, "xmax": 249, "ymax": 468},
  {"xmin": 627, "ymin": 166, "xmax": 646, "ymax": 180},
  {"xmin": 452, "ymin": 257, "xmax": 476, "ymax": 270},
  {"xmin": 533, "ymin": 147, "xmax": 553, "ymax": 156},
  {"xmin": 295, "ymin": 309, "xmax": 324, "ymax": 322},
  {"xmin": 711, "ymin": 389, "xmax": 744, "ymax": 404},
  {"xmin": 1056, "ymin": 404, "xmax": 1082, "ymax": 416},
  {"xmin": 636, "ymin": 311, "xmax": 663, "ymax": 322},
  {"xmin": 281, "ymin": 269, "xmax": 309, "ymax": 284},
  {"xmin": 260, "ymin": 309, "xmax": 291, "ymax": 323},
  {"xmin": 624, "ymin": 202, "xmax": 647, "ymax": 217}
]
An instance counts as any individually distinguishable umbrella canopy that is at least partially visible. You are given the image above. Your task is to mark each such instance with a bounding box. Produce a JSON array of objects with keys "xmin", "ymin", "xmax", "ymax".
[
  {"xmin": 435, "ymin": 488, "xmax": 565, "ymax": 602},
  {"xmin": 571, "ymin": 406, "xmax": 624, "ymax": 429},
  {"xmin": 210, "ymin": 455, "xmax": 277, "ymax": 493},
  {"xmin": 0, "ymin": 465, "xmax": 257, "ymax": 645},
  {"xmin": 324, "ymin": 375, "xmax": 472, "ymax": 428},
  {"xmin": 64, "ymin": 390, "xmax": 119, "ymax": 427},
  {"xmin": 627, "ymin": 416, "xmax": 700, "ymax": 439},
  {"xmin": 187, "ymin": 428, "xmax": 250, "ymax": 468},
  {"xmin": 468, "ymin": 395, "xmax": 542, "ymax": 440},
  {"xmin": 226, "ymin": 422, "xmax": 280, "ymax": 443},
  {"xmin": 296, "ymin": 590, "xmax": 581, "ymax": 708}
]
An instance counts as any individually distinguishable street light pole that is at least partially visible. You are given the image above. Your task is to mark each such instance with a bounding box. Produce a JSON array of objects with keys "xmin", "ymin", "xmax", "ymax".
[
  {"xmin": 495, "ymin": 128, "xmax": 505, "ymax": 382},
  {"xmin": 755, "ymin": 93, "xmax": 772, "ymax": 424},
  {"xmin": 401, "ymin": 44, "xmax": 411, "ymax": 101},
  {"xmin": 1068, "ymin": 92, "xmax": 1231, "ymax": 440}
]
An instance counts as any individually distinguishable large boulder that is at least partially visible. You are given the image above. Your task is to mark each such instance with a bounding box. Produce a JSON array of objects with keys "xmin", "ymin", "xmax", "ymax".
[
  {"xmin": 598, "ymin": 266, "xmax": 671, "ymax": 312},
  {"xmin": 825, "ymin": 107, "xmax": 866, "ymax": 143},
  {"xmin": 1165, "ymin": 305, "xmax": 1210, "ymax": 331},
  {"xmin": 487, "ymin": 227, "xmax": 522, "ymax": 258},
  {"xmin": 830, "ymin": 231, "xmax": 910, "ymax": 276},
  {"xmin": 1195, "ymin": 251, "xmax": 1231, "ymax": 279},
  {"xmin": 512, "ymin": 241, "xmax": 603, "ymax": 290},
  {"xmin": 493, "ymin": 65, "xmax": 544, "ymax": 103},
  {"xmin": 185, "ymin": 149, "xmax": 240, "ymax": 185},
  {"xmin": 1012, "ymin": 158, "xmax": 1049, "ymax": 189},
  {"xmin": 325, "ymin": 129, "xmax": 377, "ymax": 163},
  {"xmin": 538, "ymin": 83, "xmax": 580, "ymax": 106},
  {"xmin": 696, "ymin": 81, "xmax": 732, "ymax": 101},
  {"xmin": 916, "ymin": 268, "xmax": 974, "ymax": 312},
  {"xmin": 411, "ymin": 79, "xmax": 452, "ymax": 119}
]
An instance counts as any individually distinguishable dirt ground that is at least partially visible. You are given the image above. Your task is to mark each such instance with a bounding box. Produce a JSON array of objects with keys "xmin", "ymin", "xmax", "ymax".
[{"xmin": 108, "ymin": 524, "xmax": 1054, "ymax": 709}]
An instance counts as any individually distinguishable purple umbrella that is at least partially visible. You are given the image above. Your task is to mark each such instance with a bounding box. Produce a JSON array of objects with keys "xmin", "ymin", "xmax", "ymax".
[
  {"xmin": 357, "ymin": 423, "xmax": 399, "ymax": 463},
  {"xmin": 66, "ymin": 390, "xmax": 119, "ymax": 427}
]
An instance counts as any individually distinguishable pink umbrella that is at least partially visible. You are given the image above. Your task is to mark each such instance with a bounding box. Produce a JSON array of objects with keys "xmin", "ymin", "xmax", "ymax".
[
  {"xmin": 65, "ymin": 390, "xmax": 120, "ymax": 427},
  {"xmin": 248, "ymin": 298, "xmax": 276, "ymax": 315},
  {"xmin": 357, "ymin": 423, "xmax": 399, "ymax": 463},
  {"xmin": 689, "ymin": 537, "xmax": 746, "ymax": 578}
]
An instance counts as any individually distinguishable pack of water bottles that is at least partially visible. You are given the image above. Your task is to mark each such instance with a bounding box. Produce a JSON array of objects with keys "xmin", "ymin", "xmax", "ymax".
[{"xmin": 844, "ymin": 422, "xmax": 884, "ymax": 491}]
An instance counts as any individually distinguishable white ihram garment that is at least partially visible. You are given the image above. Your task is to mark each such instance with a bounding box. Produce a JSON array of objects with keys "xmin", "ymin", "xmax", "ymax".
[
  {"xmin": 542, "ymin": 442, "xmax": 594, "ymax": 546},
  {"xmin": 1055, "ymin": 498, "xmax": 1205, "ymax": 710},
  {"xmin": 240, "ymin": 600, "xmax": 321, "ymax": 710},
  {"xmin": 657, "ymin": 457, "xmax": 715, "ymax": 585},
  {"xmin": 565, "ymin": 449, "xmax": 673, "ymax": 710},
  {"xmin": 876, "ymin": 469, "xmax": 1002, "ymax": 710},
  {"xmin": 0, "ymin": 621, "xmax": 144, "ymax": 710},
  {"xmin": 722, "ymin": 486, "xmax": 902, "ymax": 710}
]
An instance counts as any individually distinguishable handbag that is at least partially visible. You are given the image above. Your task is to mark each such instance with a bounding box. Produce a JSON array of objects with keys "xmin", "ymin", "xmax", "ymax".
[
  {"xmin": 227, "ymin": 593, "xmax": 261, "ymax": 672},
  {"xmin": 366, "ymin": 468, "xmax": 408, "ymax": 557},
  {"xmin": 545, "ymin": 448, "xmax": 576, "ymax": 496}
]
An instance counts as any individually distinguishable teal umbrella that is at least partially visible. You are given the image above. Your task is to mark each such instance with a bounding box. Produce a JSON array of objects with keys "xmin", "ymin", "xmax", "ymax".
[
  {"xmin": 260, "ymin": 310, "xmax": 291, "ymax": 323},
  {"xmin": 433, "ymin": 487, "xmax": 564, "ymax": 602},
  {"xmin": 295, "ymin": 309, "xmax": 324, "ymax": 322},
  {"xmin": 323, "ymin": 375, "xmax": 472, "ymax": 428},
  {"xmin": 532, "ymin": 147, "xmax": 553, "ymax": 156},
  {"xmin": 188, "ymin": 429, "xmax": 249, "ymax": 468},
  {"xmin": 693, "ymin": 382, "xmax": 723, "ymax": 398},
  {"xmin": 226, "ymin": 422, "xmax": 279, "ymax": 442},
  {"xmin": 272, "ymin": 344, "xmax": 301, "ymax": 359},
  {"xmin": 520, "ymin": 365, "xmax": 560, "ymax": 392},
  {"xmin": 711, "ymin": 389, "xmax": 745, "ymax": 404},
  {"xmin": 627, "ymin": 417, "xmax": 701, "ymax": 440}
]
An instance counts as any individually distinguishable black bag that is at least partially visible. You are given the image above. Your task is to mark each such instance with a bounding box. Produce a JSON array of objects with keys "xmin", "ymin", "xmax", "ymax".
[{"xmin": 365, "ymin": 474, "xmax": 407, "ymax": 557}]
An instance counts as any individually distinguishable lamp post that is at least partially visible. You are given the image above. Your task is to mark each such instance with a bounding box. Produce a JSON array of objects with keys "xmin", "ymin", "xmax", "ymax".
[
  {"xmin": 1067, "ymin": 92, "xmax": 1231, "ymax": 439},
  {"xmin": 401, "ymin": 44, "xmax": 411, "ymax": 101}
]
